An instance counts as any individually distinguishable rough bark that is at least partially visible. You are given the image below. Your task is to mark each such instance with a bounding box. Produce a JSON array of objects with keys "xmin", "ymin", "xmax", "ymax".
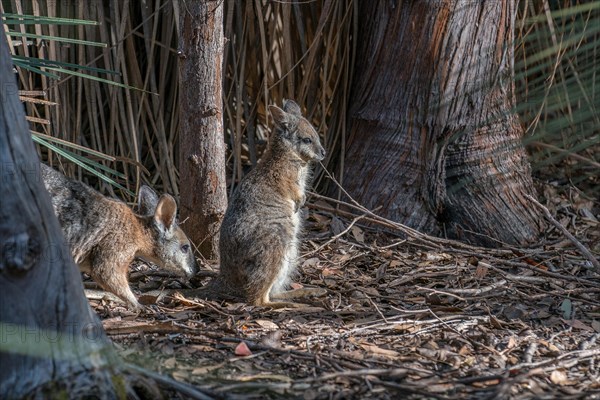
[
  {"xmin": 0, "ymin": 30, "xmax": 122, "ymax": 398},
  {"xmin": 177, "ymin": 0, "xmax": 228, "ymax": 259},
  {"xmin": 342, "ymin": 0, "xmax": 544, "ymax": 246}
]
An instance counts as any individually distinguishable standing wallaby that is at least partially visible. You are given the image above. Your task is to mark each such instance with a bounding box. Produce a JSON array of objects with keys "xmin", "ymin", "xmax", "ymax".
[
  {"xmin": 41, "ymin": 163, "xmax": 198, "ymax": 309},
  {"xmin": 215, "ymin": 99, "xmax": 326, "ymax": 308}
]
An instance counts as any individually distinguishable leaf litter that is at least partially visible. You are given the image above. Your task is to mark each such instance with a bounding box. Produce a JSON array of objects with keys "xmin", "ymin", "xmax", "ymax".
[{"xmin": 91, "ymin": 186, "xmax": 600, "ymax": 399}]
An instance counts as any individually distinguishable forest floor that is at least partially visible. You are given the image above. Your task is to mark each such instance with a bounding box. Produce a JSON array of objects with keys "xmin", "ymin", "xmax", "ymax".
[{"xmin": 90, "ymin": 181, "xmax": 600, "ymax": 400}]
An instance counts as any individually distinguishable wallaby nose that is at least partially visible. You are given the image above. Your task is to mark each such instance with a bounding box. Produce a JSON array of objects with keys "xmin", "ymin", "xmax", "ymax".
[
  {"xmin": 187, "ymin": 257, "xmax": 199, "ymax": 278},
  {"xmin": 319, "ymin": 147, "xmax": 326, "ymax": 159}
]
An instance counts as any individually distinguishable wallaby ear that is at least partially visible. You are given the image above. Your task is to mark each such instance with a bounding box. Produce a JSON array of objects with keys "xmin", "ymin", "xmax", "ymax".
[
  {"xmin": 269, "ymin": 105, "xmax": 287, "ymax": 128},
  {"xmin": 269, "ymin": 104, "xmax": 298, "ymax": 131},
  {"xmin": 154, "ymin": 194, "xmax": 177, "ymax": 232},
  {"xmin": 138, "ymin": 185, "xmax": 159, "ymax": 216},
  {"xmin": 283, "ymin": 99, "xmax": 302, "ymax": 117}
]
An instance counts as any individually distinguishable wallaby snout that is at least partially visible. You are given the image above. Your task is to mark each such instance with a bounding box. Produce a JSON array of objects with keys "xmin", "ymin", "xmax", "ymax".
[{"xmin": 316, "ymin": 145, "xmax": 326, "ymax": 161}]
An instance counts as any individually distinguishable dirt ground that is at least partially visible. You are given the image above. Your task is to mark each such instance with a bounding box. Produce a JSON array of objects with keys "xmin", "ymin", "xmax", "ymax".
[{"xmin": 90, "ymin": 183, "xmax": 600, "ymax": 400}]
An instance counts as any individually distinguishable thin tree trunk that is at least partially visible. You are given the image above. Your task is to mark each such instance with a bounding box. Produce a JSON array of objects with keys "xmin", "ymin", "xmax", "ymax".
[
  {"xmin": 342, "ymin": 0, "xmax": 544, "ymax": 246},
  {"xmin": 177, "ymin": 0, "xmax": 227, "ymax": 259},
  {"xmin": 0, "ymin": 30, "xmax": 123, "ymax": 398}
]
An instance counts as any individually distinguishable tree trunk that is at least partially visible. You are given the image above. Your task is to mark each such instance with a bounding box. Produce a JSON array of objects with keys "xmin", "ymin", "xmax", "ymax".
[
  {"xmin": 177, "ymin": 0, "xmax": 228, "ymax": 259},
  {"xmin": 342, "ymin": 0, "xmax": 544, "ymax": 246},
  {"xmin": 0, "ymin": 31, "xmax": 123, "ymax": 398}
]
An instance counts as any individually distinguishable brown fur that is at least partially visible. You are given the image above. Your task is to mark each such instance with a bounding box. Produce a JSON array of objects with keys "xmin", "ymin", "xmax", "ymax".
[
  {"xmin": 211, "ymin": 99, "xmax": 326, "ymax": 308},
  {"xmin": 41, "ymin": 163, "xmax": 198, "ymax": 309}
]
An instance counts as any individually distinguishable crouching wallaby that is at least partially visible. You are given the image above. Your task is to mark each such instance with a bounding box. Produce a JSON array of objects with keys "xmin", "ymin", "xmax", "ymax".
[
  {"xmin": 41, "ymin": 163, "xmax": 198, "ymax": 309},
  {"xmin": 212, "ymin": 99, "xmax": 327, "ymax": 308}
]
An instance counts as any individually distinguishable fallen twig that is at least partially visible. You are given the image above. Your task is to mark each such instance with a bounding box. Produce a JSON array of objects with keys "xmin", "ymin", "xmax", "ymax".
[
  {"xmin": 526, "ymin": 194, "xmax": 599, "ymax": 271},
  {"xmin": 304, "ymin": 213, "xmax": 367, "ymax": 256},
  {"xmin": 126, "ymin": 363, "xmax": 220, "ymax": 400}
]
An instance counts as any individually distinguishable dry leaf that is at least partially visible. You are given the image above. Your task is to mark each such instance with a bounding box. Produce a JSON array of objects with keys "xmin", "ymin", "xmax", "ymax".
[
  {"xmin": 393, "ymin": 323, "xmax": 420, "ymax": 333},
  {"xmin": 235, "ymin": 341, "xmax": 252, "ymax": 356},
  {"xmin": 539, "ymin": 340, "xmax": 560, "ymax": 354},
  {"xmin": 579, "ymin": 207, "xmax": 598, "ymax": 222},
  {"xmin": 330, "ymin": 217, "xmax": 345, "ymax": 235},
  {"xmin": 458, "ymin": 345, "xmax": 472, "ymax": 356},
  {"xmin": 239, "ymin": 373, "xmax": 292, "ymax": 382},
  {"xmin": 550, "ymin": 369, "xmax": 568, "ymax": 385},
  {"xmin": 322, "ymin": 267, "xmax": 342, "ymax": 276},
  {"xmin": 376, "ymin": 263, "xmax": 387, "ymax": 279},
  {"xmin": 426, "ymin": 383, "xmax": 456, "ymax": 392},
  {"xmin": 313, "ymin": 200, "xmax": 333, "ymax": 209},
  {"xmin": 255, "ymin": 319, "xmax": 279, "ymax": 330},
  {"xmin": 189, "ymin": 345, "xmax": 217, "ymax": 353},
  {"xmin": 332, "ymin": 252, "xmax": 353, "ymax": 264},
  {"xmin": 351, "ymin": 225, "xmax": 365, "ymax": 243},
  {"xmin": 302, "ymin": 257, "xmax": 320, "ymax": 268},
  {"xmin": 163, "ymin": 357, "xmax": 177, "ymax": 368},
  {"xmin": 560, "ymin": 299, "xmax": 573, "ymax": 319},
  {"xmin": 463, "ymin": 355, "xmax": 476, "ymax": 366},
  {"xmin": 475, "ymin": 264, "xmax": 489, "ymax": 279},
  {"xmin": 172, "ymin": 370, "xmax": 189, "ymax": 382},
  {"xmin": 360, "ymin": 343, "xmax": 400, "ymax": 358},
  {"xmin": 490, "ymin": 316, "xmax": 504, "ymax": 328},
  {"xmin": 562, "ymin": 319, "xmax": 594, "ymax": 331},
  {"xmin": 472, "ymin": 379, "xmax": 501, "ymax": 388},
  {"xmin": 424, "ymin": 252, "xmax": 451, "ymax": 262},
  {"xmin": 361, "ymin": 286, "xmax": 380, "ymax": 297},
  {"xmin": 192, "ymin": 363, "xmax": 225, "ymax": 375},
  {"xmin": 417, "ymin": 347, "xmax": 439, "ymax": 360},
  {"xmin": 310, "ymin": 213, "xmax": 331, "ymax": 226},
  {"xmin": 260, "ymin": 330, "xmax": 283, "ymax": 348}
]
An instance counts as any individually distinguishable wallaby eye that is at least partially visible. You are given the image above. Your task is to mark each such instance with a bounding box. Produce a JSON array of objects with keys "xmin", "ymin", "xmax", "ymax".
[
  {"xmin": 181, "ymin": 244, "xmax": 190, "ymax": 253},
  {"xmin": 301, "ymin": 137, "xmax": 312, "ymax": 144}
]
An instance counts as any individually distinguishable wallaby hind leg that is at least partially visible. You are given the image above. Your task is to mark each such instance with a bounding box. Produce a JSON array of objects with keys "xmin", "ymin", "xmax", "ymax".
[
  {"xmin": 271, "ymin": 287, "xmax": 327, "ymax": 300},
  {"xmin": 91, "ymin": 262, "xmax": 141, "ymax": 310},
  {"xmin": 248, "ymin": 278, "xmax": 313, "ymax": 309},
  {"xmin": 246, "ymin": 281, "xmax": 287, "ymax": 308},
  {"xmin": 243, "ymin": 246, "xmax": 322, "ymax": 310}
]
